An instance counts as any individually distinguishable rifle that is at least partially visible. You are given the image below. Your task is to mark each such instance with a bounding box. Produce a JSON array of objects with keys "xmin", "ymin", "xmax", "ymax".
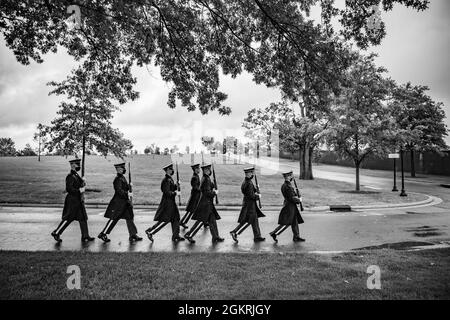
[
  {"xmin": 80, "ymin": 174, "xmax": 85, "ymax": 203},
  {"xmin": 176, "ymin": 162, "xmax": 181, "ymax": 206},
  {"xmin": 212, "ymin": 163, "xmax": 219, "ymax": 204},
  {"xmin": 128, "ymin": 162, "xmax": 133, "ymax": 207},
  {"xmin": 79, "ymin": 162, "xmax": 85, "ymax": 203},
  {"xmin": 292, "ymin": 177, "xmax": 304, "ymax": 212},
  {"xmin": 254, "ymin": 170, "xmax": 262, "ymax": 208}
]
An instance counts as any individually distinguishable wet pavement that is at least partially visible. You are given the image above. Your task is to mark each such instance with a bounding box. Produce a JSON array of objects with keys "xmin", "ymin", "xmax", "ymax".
[{"xmin": 0, "ymin": 205, "xmax": 449, "ymax": 253}]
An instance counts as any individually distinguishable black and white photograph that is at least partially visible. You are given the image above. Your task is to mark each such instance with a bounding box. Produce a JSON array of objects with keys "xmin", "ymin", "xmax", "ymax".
[{"xmin": 0, "ymin": 0, "xmax": 449, "ymax": 311}]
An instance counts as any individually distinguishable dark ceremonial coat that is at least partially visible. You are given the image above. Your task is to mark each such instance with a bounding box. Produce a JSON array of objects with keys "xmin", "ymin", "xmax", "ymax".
[
  {"xmin": 104, "ymin": 174, "xmax": 134, "ymax": 220},
  {"xmin": 191, "ymin": 175, "xmax": 221, "ymax": 223},
  {"xmin": 62, "ymin": 170, "xmax": 88, "ymax": 221},
  {"xmin": 185, "ymin": 173, "xmax": 201, "ymax": 213},
  {"xmin": 237, "ymin": 178, "xmax": 265, "ymax": 224},
  {"xmin": 278, "ymin": 180, "xmax": 304, "ymax": 226},
  {"xmin": 153, "ymin": 174, "xmax": 180, "ymax": 222}
]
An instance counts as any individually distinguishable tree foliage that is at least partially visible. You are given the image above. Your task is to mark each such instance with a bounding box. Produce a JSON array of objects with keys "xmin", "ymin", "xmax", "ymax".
[
  {"xmin": 389, "ymin": 82, "xmax": 448, "ymax": 152},
  {"xmin": 17, "ymin": 143, "xmax": 37, "ymax": 156},
  {"xmin": 42, "ymin": 66, "xmax": 134, "ymax": 158},
  {"xmin": 0, "ymin": 137, "xmax": 17, "ymax": 156},
  {"xmin": 0, "ymin": 0, "xmax": 429, "ymax": 115}
]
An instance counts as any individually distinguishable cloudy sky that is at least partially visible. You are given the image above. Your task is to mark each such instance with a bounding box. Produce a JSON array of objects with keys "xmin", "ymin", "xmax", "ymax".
[{"xmin": 0, "ymin": 0, "xmax": 449, "ymax": 153}]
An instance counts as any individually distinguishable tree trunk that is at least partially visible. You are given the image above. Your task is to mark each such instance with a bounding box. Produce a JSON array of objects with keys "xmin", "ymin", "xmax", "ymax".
[
  {"xmin": 298, "ymin": 143, "xmax": 314, "ymax": 180},
  {"xmin": 354, "ymin": 133, "xmax": 360, "ymax": 191},
  {"xmin": 355, "ymin": 162, "xmax": 360, "ymax": 191},
  {"xmin": 410, "ymin": 149, "xmax": 416, "ymax": 177},
  {"xmin": 266, "ymin": 130, "xmax": 271, "ymax": 157},
  {"xmin": 38, "ymin": 133, "xmax": 41, "ymax": 162}
]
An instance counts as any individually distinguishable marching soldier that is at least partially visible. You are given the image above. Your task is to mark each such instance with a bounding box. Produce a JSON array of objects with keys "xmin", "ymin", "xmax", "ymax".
[
  {"xmin": 230, "ymin": 167, "xmax": 265, "ymax": 243},
  {"xmin": 269, "ymin": 171, "xmax": 305, "ymax": 243},
  {"xmin": 185, "ymin": 164, "xmax": 224, "ymax": 243},
  {"xmin": 180, "ymin": 163, "xmax": 201, "ymax": 229},
  {"xmin": 51, "ymin": 159, "xmax": 94, "ymax": 243},
  {"xmin": 98, "ymin": 163, "xmax": 142, "ymax": 243},
  {"xmin": 145, "ymin": 163, "xmax": 184, "ymax": 242}
]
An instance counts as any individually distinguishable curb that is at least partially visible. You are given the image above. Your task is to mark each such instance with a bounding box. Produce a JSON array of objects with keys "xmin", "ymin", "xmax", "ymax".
[{"xmin": 350, "ymin": 193, "xmax": 435, "ymax": 210}]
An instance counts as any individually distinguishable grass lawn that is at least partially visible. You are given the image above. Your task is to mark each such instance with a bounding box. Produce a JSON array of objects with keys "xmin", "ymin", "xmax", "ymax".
[
  {"xmin": 1, "ymin": 249, "xmax": 449, "ymax": 299},
  {"xmin": 0, "ymin": 155, "xmax": 426, "ymax": 207}
]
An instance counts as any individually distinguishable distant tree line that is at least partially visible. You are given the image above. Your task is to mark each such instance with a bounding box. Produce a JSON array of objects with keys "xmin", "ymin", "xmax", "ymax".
[{"xmin": 0, "ymin": 138, "xmax": 37, "ymax": 157}]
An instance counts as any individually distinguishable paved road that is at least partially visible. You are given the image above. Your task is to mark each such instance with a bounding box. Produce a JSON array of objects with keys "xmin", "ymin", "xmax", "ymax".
[
  {"xmin": 0, "ymin": 205, "xmax": 448, "ymax": 253},
  {"xmin": 0, "ymin": 160, "xmax": 448, "ymax": 253}
]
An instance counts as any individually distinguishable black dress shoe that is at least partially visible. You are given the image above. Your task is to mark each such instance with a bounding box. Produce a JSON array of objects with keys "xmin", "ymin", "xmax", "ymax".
[
  {"xmin": 254, "ymin": 237, "xmax": 266, "ymax": 242},
  {"xmin": 98, "ymin": 233, "xmax": 110, "ymax": 243},
  {"xmin": 129, "ymin": 235, "xmax": 143, "ymax": 242},
  {"xmin": 230, "ymin": 231, "xmax": 238, "ymax": 243},
  {"xmin": 82, "ymin": 236, "xmax": 95, "ymax": 242},
  {"xmin": 293, "ymin": 237, "xmax": 305, "ymax": 242},
  {"xmin": 185, "ymin": 235, "xmax": 195, "ymax": 244},
  {"xmin": 172, "ymin": 236, "xmax": 185, "ymax": 242},
  {"xmin": 269, "ymin": 232, "xmax": 278, "ymax": 243},
  {"xmin": 51, "ymin": 231, "xmax": 62, "ymax": 243},
  {"xmin": 145, "ymin": 230, "xmax": 154, "ymax": 242},
  {"xmin": 212, "ymin": 237, "xmax": 224, "ymax": 243}
]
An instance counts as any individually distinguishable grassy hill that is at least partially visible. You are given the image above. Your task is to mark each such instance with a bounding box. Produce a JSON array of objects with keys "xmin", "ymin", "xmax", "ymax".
[{"xmin": 0, "ymin": 155, "xmax": 426, "ymax": 207}]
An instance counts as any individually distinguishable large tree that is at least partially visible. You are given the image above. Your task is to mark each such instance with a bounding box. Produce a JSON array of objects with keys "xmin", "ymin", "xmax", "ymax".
[
  {"xmin": 0, "ymin": 0, "xmax": 429, "ymax": 115},
  {"xmin": 325, "ymin": 53, "xmax": 394, "ymax": 191},
  {"xmin": 43, "ymin": 66, "xmax": 135, "ymax": 175},
  {"xmin": 0, "ymin": 137, "xmax": 17, "ymax": 156},
  {"xmin": 276, "ymin": 114, "xmax": 328, "ymax": 179},
  {"xmin": 389, "ymin": 82, "xmax": 449, "ymax": 177}
]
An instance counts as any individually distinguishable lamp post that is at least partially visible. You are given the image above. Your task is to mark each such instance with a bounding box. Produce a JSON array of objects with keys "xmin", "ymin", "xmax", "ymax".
[
  {"xmin": 400, "ymin": 147, "xmax": 407, "ymax": 197},
  {"xmin": 388, "ymin": 152, "xmax": 400, "ymax": 192},
  {"xmin": 392, "ymin": 157, "xmax": 398, "ymax": 192}
]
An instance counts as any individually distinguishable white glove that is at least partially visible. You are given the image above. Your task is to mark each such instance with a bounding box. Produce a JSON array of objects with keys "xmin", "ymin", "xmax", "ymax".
[
  {"xmin": 256, "ymin": 193, "xmax": 261, "ymax": 199},
  {"xmin": 128, "ymin": 192, "xmax": 133, "ymax": 198},
  {"xmin": 82, "ymin": 177, "xmax": 86, "ymax": 182},
  {"xmin": 175, "ymin": 190, "xmax": 181, "ymax": 196},
  {"xmin": 214, "ymin": 189, "xmax": 219, "ymax": 195},
  {"xmin": 299, "ymin": 197, "xmax": 303, "ymax": 202},
  {"xmin": 79, "ymin": 187, "xmax": 86, "ymax": 193},
  {"xmin": 129, "ymin": 182, "xmax": 133, "ymax": 187}
]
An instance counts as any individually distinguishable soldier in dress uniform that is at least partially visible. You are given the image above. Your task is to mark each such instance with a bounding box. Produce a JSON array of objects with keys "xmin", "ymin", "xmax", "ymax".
[
  {"xmin": 51, "ymin": 159, "xmax": 94, "ymax": 243},
  {"xmin": 185, "ymin": 164, "xmax": 224, "ymax": 243},
  {"xmin": 145, "ymin": 163, "xmax": 184, "ymax": 242},
  {"xmin": 179, "ymin": 163, "xmax": 201, "ymax": 229},
  {"xmin": 269, "ymin": 170, "xmax": 305, "ymax": 242},
  {"xmin": 98, "ymin": 163, "xmax": 142, "ymax": 243},
  {"xmin": 229, "ymin": 167, "xmax": 265, "ymax": 243}
]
